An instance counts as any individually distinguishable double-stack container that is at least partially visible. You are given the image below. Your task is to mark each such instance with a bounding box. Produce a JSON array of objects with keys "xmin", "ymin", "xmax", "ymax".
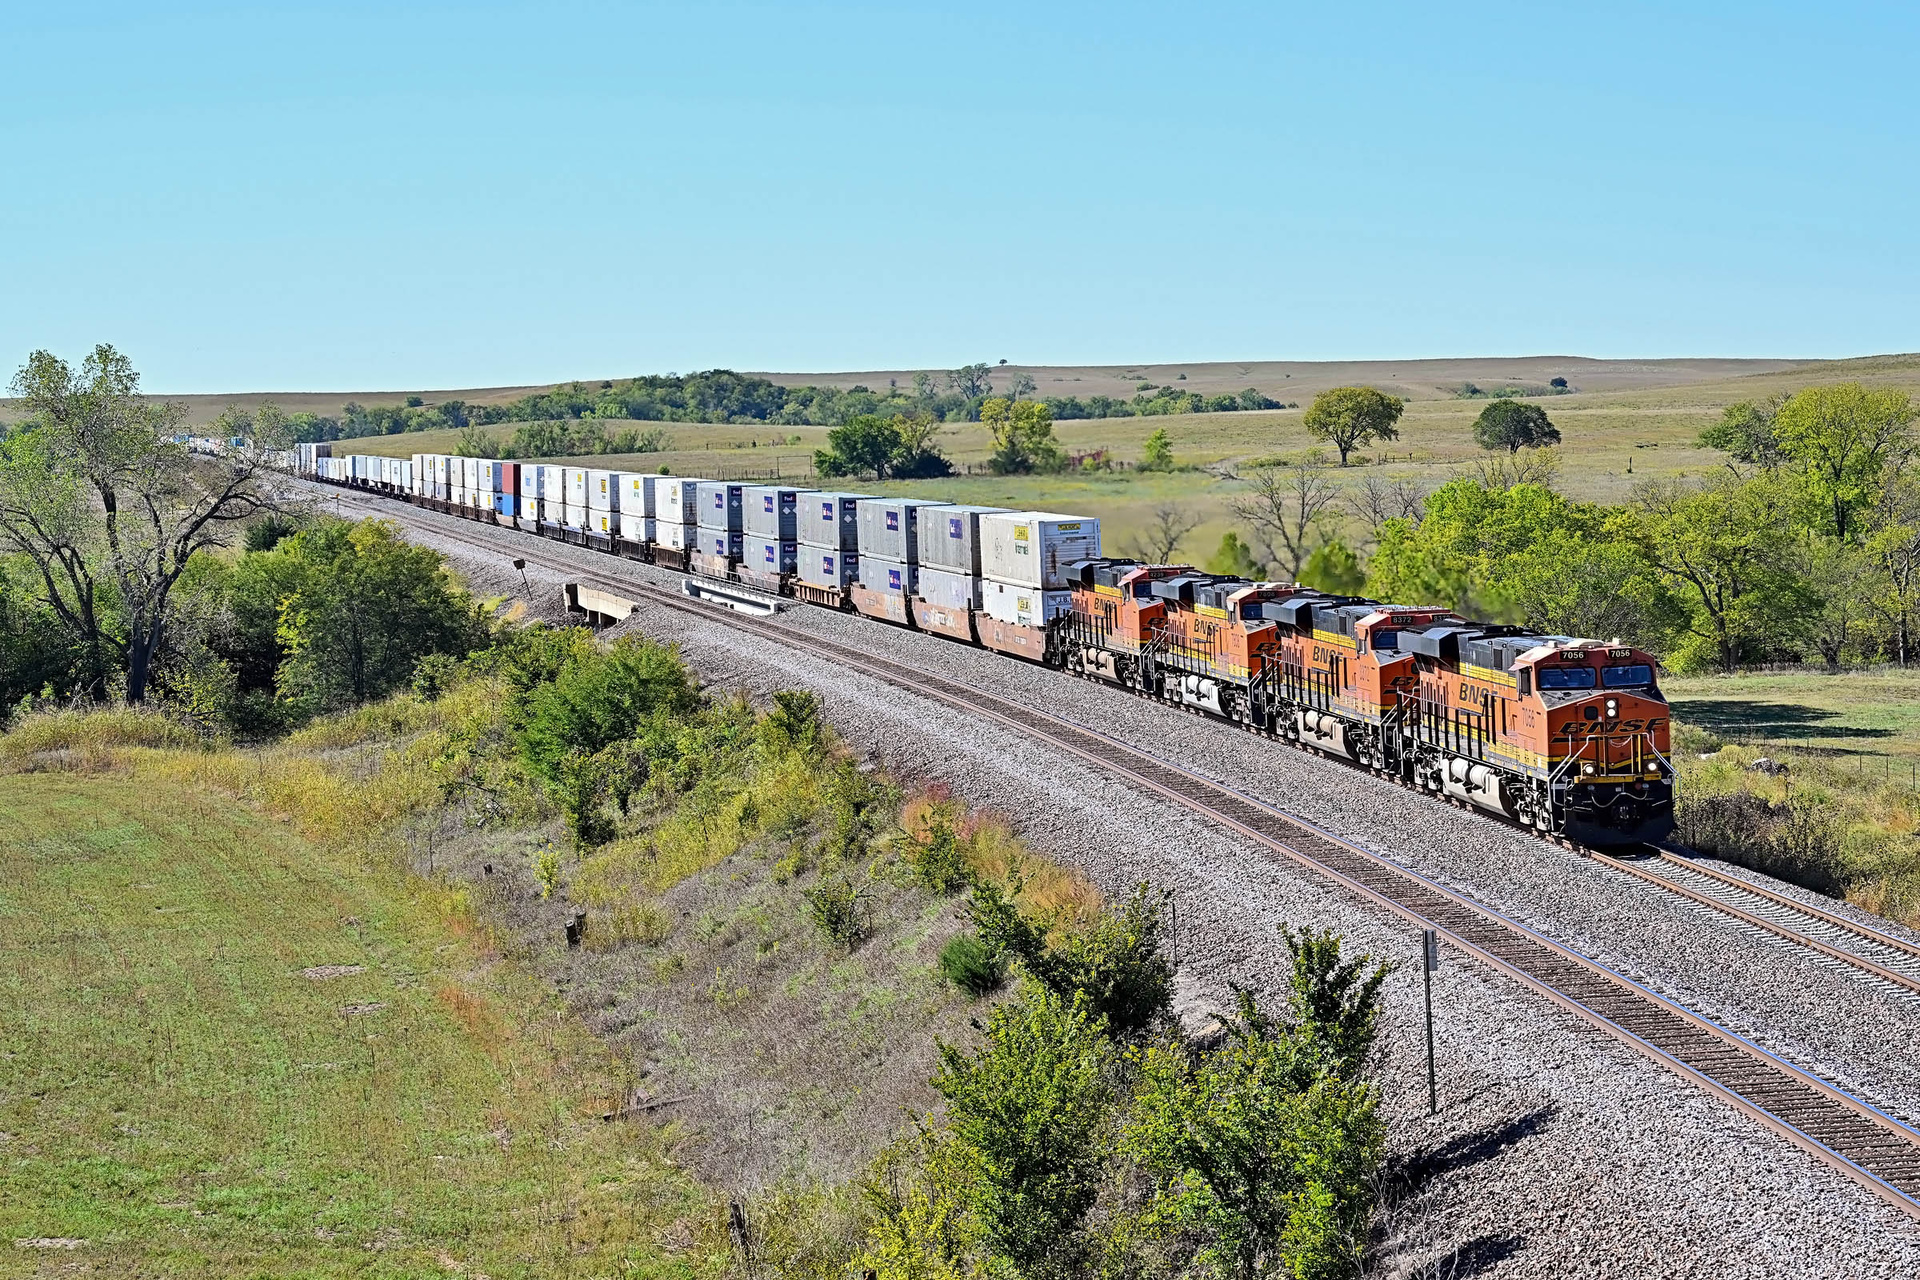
[
  {"xmin": 742, "ymin": 485, "xmax": 810, "ymax": 584},
  {"xmin": 517, "ymin": 464, "xmax": 542, "ymax": 531},
  {"xmin": 915, "ymin": 504, "xmax": 1007, "ymax": 617},
  {"xmin": 450, "ymin": 456, "xmax": 470, "ymax": 509},
  {"xmin": 583, "ymin": 467, "xmax": 620, "ymax": 536},
  {"xmin": 976, "ymin": 511, "xmax": 1102, "ymax": 652},
  {"xmin": 618, "ymin": 473, "xmax": 659, "ymax": 544},
  {"xmin": 697, "ymin": 482, "xmax": 745, "ymax": 532},
  {"xmin": 855, "ymin": 497, "xmax": 947, "ymax": 623},
  {"xmin": 536, "ymin": 465, "xmax": 565, "ymax": 525},
  {"xmin": 490, "ymin": 462, "xmax": 519, "ymax": 524},
  {"xmin": 654, "ymin": 477, "xmax": 701, "ymax": 554},
  {"xmin": 561, "ymin": 467, "xmax": 588, "ymax": 531}
]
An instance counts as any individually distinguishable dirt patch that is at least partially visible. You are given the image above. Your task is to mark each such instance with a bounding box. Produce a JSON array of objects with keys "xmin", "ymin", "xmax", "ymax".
[
  {"xmin": 14, "ymin": 1238, "xmax": 86, "ymax": 1250},
  {"xmin": 338, "ymin": 1002, "xmax": 388, "ymax": 1017},
  {"xmin": 299, "ymin": 964, "xmax": 365, "ymax": 980}
]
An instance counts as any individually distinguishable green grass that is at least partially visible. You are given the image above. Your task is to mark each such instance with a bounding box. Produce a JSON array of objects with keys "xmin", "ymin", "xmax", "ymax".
[
  {"xmin": 0, "ymin": 771, "xmax": 715, "ymax": 1277},
  {"xmin": 1665, "ymin": 670, "xmax": 1920, "ymax": 772}
]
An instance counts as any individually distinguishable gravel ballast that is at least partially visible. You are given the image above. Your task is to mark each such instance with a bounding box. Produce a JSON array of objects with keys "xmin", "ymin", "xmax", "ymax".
[{"xmin": 338, "ymin": 492, "xmax": 1920, "ymax": 1278}]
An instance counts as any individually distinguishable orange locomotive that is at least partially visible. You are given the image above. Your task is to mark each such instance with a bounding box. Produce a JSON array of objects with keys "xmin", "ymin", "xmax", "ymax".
[{"xmin": 1062, "ymin": 561, "xmax": 1674, "ymax": 846}]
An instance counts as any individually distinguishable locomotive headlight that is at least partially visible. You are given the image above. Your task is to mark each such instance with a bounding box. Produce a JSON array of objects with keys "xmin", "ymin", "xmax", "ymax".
[
  {"xmin": 1582, "ymin": 763, "xmax": 1596, "ymax": 774},
  {"xmin": 1606, "ymin": 698, "xmax": 1618, "ymax": 717}
]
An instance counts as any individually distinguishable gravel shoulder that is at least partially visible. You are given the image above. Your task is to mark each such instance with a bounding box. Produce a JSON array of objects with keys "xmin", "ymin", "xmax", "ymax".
[{"xmin": 336, "ymin": 491, "xmax": 1920, "ymax": 1279}]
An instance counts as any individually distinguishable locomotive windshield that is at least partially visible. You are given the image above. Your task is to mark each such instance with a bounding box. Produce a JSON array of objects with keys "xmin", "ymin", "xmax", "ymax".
[
  {"xmin": 1602, "ymin": 663, "xmax": 1655, "ymax": 687},
  {"xmin": 1371, "ymin": 629, "xmax": 1398, "ymax": 650},
  {"xmin": 1537, "ymin": 665, "xmax": 1597, "ymax": 689}
]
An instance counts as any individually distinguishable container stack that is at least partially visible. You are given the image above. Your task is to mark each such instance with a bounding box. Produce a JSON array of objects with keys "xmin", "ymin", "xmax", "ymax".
[
  {"xmin": 619, "ymin": 473, "xmax": 660, "ymax": 546},
  {"xmin": 561, "ymin": 467, "xmax": 588, "ymax": 532},
  {"xmin": 978, "ymin": 511, "xmax": 1102, "ymax": 633},
  {"xmin": 695, "ymin": 481, "xmax": 745, "ymax": 565},
  {"xmin": 655, "ymin": 477, "xmax": 700, "ymax": 554},
  {"xmin": 516, "ymin": 463, "xmax": 541, "ymax": 531},
  {"xmin": 796, "ymin": 491, "xmax": 866, "ymax": 594},
  {"xmin": 855, "ymin": 497, "xmax": 949, "ymax": 624},
  {"xmin": 741, "ymin": 485, "xmax": 810, "ymax": 586},
  {"xmin": 491, "ymin": 462, "xmax": 518, "ymax": 526},
  {"xmin": 585, "ymin": 467, "xmax": 620, "ymax": 537},
  {"xmin": 914, "ymin": 504, "xmax": 1009, "ymax": 635},
  {"xmin": 534, "ymin": 465, "xmax": 563, "ymax": 527}
]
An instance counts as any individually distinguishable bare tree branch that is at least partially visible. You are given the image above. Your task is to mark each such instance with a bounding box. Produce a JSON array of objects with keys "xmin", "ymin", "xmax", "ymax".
[
  {"xmin": 1125, "ymin": 503, "xmax": 1202, "ymax": 564},
  {"xmin": 1229, "ymin": 457, "xmax": 1340, "ymax": 580}
]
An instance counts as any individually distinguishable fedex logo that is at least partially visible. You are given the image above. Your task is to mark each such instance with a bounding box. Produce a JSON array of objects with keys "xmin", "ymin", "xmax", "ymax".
[
  {"xmin": 888, "ymin": 568, "xmax": 903, "ymax": 590},
  {"xmin": 821, "ymin": 502, "xmax": 834, "ymax": 520},
  {"xmin": 886, "ymin": 511, "xmax": 900, "ymax": 531},
  {"xmin": 823, "ymin": 554, "xmax": 835, "ymax": 572},
  {"xmin": 764, "ymin": 495, "xmax": 775, "ymax": 511},
  {"xmin": 764, "ymin": 546, "xmax": 775, "ymax": 564},
  {"xmin": 949, "ymin": 517, "xmax": 963, "ymax": 538}
]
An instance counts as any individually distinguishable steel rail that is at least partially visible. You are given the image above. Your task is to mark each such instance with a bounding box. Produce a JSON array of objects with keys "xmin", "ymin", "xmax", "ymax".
[
  {"xmin": 1594, "ymin": 852, "xmax": 1920, "ymax": 996},
  {"xmin": 326, "ymin": 489, "xmax": 1920, "ymax": 1218},
  {"xmin": 1656, "ymin": 850, "xmax": 1920, "ymax": 962}
]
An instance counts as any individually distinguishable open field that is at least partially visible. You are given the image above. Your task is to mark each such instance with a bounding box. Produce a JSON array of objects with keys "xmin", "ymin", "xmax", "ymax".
[
  {"xmin": 244, "ymin": 352, "xmax": 1920, "ymax": 557},
  {"xmin": 1666, "ymin": 670, "xmax": 1920, "ymax": 772},
  {"xmin": 0, "ymin": 768, "xmax": 710, "ymax": 1277}
]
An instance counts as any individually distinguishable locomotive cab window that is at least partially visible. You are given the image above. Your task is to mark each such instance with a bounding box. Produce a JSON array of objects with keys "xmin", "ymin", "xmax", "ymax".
[
  {"xmin": 1537, "ymin": 666, "xmax": 1597, "ymax": 689},
  {"xmin": 1602, "ymin": 664, "xmax": 1654, "ymax": 688},
  {"xmin": 1372, "ymin": 629, "xmax": 1398, "ymax": 651}
]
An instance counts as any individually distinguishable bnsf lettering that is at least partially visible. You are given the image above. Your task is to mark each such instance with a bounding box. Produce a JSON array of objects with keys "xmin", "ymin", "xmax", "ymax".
[{"xmin": 1555, "ymin": 716, "xmax": 1667, "ymax": 735}]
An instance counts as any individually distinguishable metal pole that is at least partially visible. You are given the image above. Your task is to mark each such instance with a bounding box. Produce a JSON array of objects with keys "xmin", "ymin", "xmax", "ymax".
[{"xmin": 1422, "ymin": 928, "xmax": 1438, "ymax": 1115}]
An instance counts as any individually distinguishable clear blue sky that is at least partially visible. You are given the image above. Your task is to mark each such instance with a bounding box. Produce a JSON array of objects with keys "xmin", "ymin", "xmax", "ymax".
[{"xmin": 5, "ymin": 2, "xmax": 1917, "ymax": 392}]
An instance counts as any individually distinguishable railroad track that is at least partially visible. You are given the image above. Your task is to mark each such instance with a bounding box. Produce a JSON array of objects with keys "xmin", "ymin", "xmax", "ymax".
[
  {"xmin": 1598, "ymin": 849, "xmax": 1920, "ymax": 1001},
  {"xmin": 331, "ymin": 491, "xmax": 1920, "ymax": 1220}
]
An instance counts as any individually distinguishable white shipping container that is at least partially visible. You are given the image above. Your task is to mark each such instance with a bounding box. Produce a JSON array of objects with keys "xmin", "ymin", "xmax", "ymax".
[
  {"xmin": 799, "ymin": 492, "xmax": 869, "ymax": 550},
  {"xmin": 587, "ymin": 508, "xmax": 616, "ymax": 535},
  {"xmin": 563, "ymin": 504, "xmax": 586, "ymax": 531},
  {"xmin": 657, "ymin": 520, "xmax": 695, "ymax": 552},
  {"xmin": 519, "ymin": 464, "xmax": 542, "ymax": 505},
  {"xmin": 700, "ymin": 527, "xmax": 744, "ymax": 559},
  {"xmin": 744, "ymin": 536, "xmax": 798, "ymax": 576},
  {"xmin": 620, "ymin": 473, "xmax": 659, "ymax": 518},
  {"xmin": 978, "ymin": 512, "xmax": 1102, "ymax": 590},
  {"xmin": 564, "ymin": 468, "xmax": 588, "ymax": 508},
  {"xmin": 919, "ymin": 505, "xmax": 1009, "ymax": 574},
  {"xmin": 696, "ymin": 482, "xmax": 745, "ymax": 531},
  {"xmin": 587, "ymin": 468, "xmax": 620, "ymax": 512},
  {"xmin": 981, "ymin": 580, "xmax": 1073, "ymax": 628},
  {"xmin": 656, "ymin": 477, "xmax": 701, "ymax": 524},
  {"xmin": 856, "ymin": 497, "xmax": 949, "ymax": 563},
  {"xmin": 619, "ymin": 513, "xmax": 655, "ymax": 543},
  {"xmin": 916, "ymin": 565, "xmax": 981, "ymax": 612}
]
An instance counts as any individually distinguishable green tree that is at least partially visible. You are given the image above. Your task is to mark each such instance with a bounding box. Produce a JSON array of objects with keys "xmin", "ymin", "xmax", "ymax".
[
  {"xmin": 982, "ymin": 397, "xmax": 1067, "ymax": 475},
  {"xmin": 1206, "ymin": 531, "xmax": 1265, "ymax": 577},
  {"xmin": 1631, "ymin": 473, "xmax": 1820, "ymax": 672},
  {"xmin": 1123, "ymin": 987, "xmax": 1384, "ymax": 1280},
  {"xmin": 813, "ymin": 413, "xmax": 951, "ymax": 479},
  {"xmin": 1699, "ymin": 398, "xmax": 1784, "ymax": 470},
  {"xmin": 273, "ymin": 520, "xmax": 493, "ymax": 711},
  {"xmin": 0, "ymin": 346, "xmax": 281, "ymax": 703},
  {"xmin": 932, "ymin": 982, "xmax": 1114, "ymax": 1274},
  {"xmin": 1278, "ymin": 925, "xmax": 1389, "ymax": 1082},
  {"xmin": 456, "ymin": 424, "xmax": 500, "ymax": 456},
  {"xmin": 1139, "ymin": 426, "xmax": 1176, "ymax": 471},
  {"xmin": 1298, "ymin": 540, "xmax": 1366, "ymax": 594},
  {"xmin": 1471, "ymin": 398, "xmax": 1562, "ymax": 454},
  {"xmin": 947, "ymin": 363, "xmax": 995, "ymax": 399},
  {"xmin": 1772, "ymin": 382, "xmax": 1917, "ymax": 543},
  {"xmin": 1302, "ymin": 387, "xmax": 1404, "ymax": 466}
]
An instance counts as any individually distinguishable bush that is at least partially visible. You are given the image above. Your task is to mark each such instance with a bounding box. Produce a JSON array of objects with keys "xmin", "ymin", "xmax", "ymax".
[
  {"xmin": 904, "ymin": 808, "xmax": 973, "ymax": 895},
  {"xmin": 1676, "ymin": 790, "xmax": 1850, "ymax": 896},
  {"xmin": 513, "ymin": 635, "xmax": 699, "ymax": 786},
  {"xmin": 938, "ymin": 934, "xmax": 1006, "ymax": 996},
  {"xmin": 530, "ymin": 842, "xmax": 562, "ymax": 899},
  {"xmin": 968, "ymin": 878, "xmax": 1173, "ymax": 1038},
  {"xmin": 804, "ymin": 875, "xmax": 867, "ymax": 949}
]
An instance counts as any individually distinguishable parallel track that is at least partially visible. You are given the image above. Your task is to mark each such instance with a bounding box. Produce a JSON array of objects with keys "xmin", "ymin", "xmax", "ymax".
[{"xmin": 332, "ymin": 490, "xmax": 1920, "ymax": 1219}]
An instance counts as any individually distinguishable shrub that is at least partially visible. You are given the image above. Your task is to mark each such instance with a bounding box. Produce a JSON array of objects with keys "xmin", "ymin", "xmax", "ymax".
[
  {"xmin": 1677, "ymin": 790, "xmax": 1850, "ymax": 896},
  {"xmin": 904, "ymin": 807, "xmax": 973, "ymax": 895},
  {"xmin": 968, "ymin": 878, "xmax": 1172, "ymax": 1038},
  {"xmin": 530, "ymin": 842, "xmax": 562, "ymax": 899},
  {"xmin": 411, "ymin": 652, "xmax": 461, "ymax": 700},
  {"xmin": 804, "ymin": 875, "xmax": 867, "ymax": 949},
  {"xmin": 938, "ymin": 934, "xmax": 1006, "ymax": 996},
  {"xmin": 763, "ymin": 688, "xmax": 824, "ymax": 755},
  {"xmin": 514, "ymin": 635, "xmax": 699, "ymax": 786}
]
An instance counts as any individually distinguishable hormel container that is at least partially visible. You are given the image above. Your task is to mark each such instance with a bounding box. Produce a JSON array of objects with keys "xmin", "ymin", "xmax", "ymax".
[
  {"xmin": 657, "ymin": 520, "xmax": 696, "ymax": 552},
  {"xmin": 858, "ymin": 555, "xmax": 917, "ymax": 598},
  {"xmin": 587, "ymin": 469, "xmax": 620, "ymax": 512},
  {"xmin": 744, "ymin": 485, "xmax": 810, "ymax": 540},
  {"xmin": 800, "ymin": 492, "xmax": 867, "ymax": 549},
  {"xmin": 700, "ymin": 527, "xmax": 744, "ymax": 559},
  {"xmin": 919, "ymin": 504, "xmax": 1009, "ymax": 574},
  {"xmin": 657, "ymin": 477, "xmax": 701, "ymax": 524},
  {"xmin": 587, "ymin": 508, "xmax": 616, "ymax": 536},
  {"xmin": 916, "ymin": 565, "xmax": 981, "ymax": 613},
  {"xmin": 696, "ymin": 482, "xmax": 745, "ymax": 531},
  {"xmin": 620, "ymin": 473, "xmax": 659, "ymax": 518},
  {"xmin": 745, "ymin": 536, "xmax": 798, "ymax": 576},
  {"xmin": 619, "ymin": 513, "xmax": 655, "ymax": 543},
  {"xmin": 564, "ymin": 467, "xmax": 589, "ymax": 508},
  {"xmin": 856, "ymin": 497, "xmax": 949, "ymax": 563},
  {"xmin": 799, "ymin": 547, "xmax": 859, "ymax": 589},
  {"xmin": 979, "ymin": 512, "xmax": 1101, "ymax": 590},
  {"xmin": 981, "ymin": 580, "xmax": 1073, "ymax": 628}
]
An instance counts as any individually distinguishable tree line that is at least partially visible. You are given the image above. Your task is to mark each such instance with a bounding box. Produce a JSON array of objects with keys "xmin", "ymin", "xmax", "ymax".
[{"xmin": 1185, "ymin": 381, "xmax": 1919, "ymax": 673}]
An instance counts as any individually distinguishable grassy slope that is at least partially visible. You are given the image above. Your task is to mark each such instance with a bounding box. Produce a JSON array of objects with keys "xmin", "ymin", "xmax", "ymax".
[{"xmin": 0, "ymin": 769, "xmax": 712, "ymax": 1277}]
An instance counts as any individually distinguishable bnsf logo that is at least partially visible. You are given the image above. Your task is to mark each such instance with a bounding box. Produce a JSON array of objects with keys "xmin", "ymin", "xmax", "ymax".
[{"xmin": 1556, "ymin": 716, "xmax": 1668, "ymax": 735}]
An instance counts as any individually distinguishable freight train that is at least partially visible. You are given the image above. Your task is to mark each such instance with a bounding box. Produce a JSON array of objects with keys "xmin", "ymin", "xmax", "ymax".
[{"xmin": 298, "ymin": 447, "xmax": 1675, "ymax": 847}]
